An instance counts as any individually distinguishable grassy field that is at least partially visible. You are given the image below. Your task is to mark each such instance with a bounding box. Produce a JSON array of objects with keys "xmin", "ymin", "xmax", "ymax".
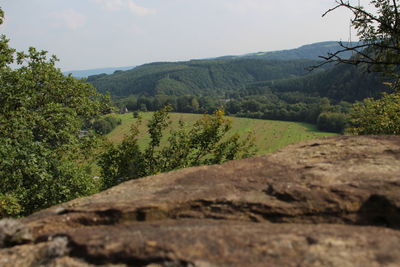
[{"xmin": 106, "ymin": 112, "xmax": 337, "ymax": 155}]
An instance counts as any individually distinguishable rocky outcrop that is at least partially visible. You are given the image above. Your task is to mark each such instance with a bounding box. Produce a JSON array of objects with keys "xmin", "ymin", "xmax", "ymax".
[{"xmin": 1, "ymin": 135, "xmax": 400, "ymax": 266}]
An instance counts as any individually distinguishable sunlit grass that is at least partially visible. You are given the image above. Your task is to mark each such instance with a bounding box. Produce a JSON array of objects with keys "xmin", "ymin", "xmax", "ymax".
[{"xmin": 106, "ymin": 112, "xmax": 337, "ymax": 155}]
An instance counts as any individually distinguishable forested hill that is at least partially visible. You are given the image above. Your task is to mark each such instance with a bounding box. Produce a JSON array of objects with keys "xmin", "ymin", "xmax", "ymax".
[
  {"xmin": 220, "ymin": 41, "xmax": 356, "ymax": 61},
  {"xmin": 87, "ymin": 41, "xmax": 359, "ymax": 97},
  {"xmin": 88, "ymin": 58, "xmax": 323, "ymax": 97},
  {"xmin": 255, "ymin": 63, "xmax": 388, "ymax": 103}
]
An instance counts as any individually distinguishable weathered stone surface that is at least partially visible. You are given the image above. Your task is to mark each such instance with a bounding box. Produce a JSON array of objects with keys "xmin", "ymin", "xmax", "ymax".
[{"xmin": 2, "ymin": 136, "xmax": 400, "ymax": 266}]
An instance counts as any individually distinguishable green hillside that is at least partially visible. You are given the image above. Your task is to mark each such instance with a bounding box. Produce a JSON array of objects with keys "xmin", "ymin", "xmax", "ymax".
[
  {"xmin": 239, "ymin": 41, "xmax": 357, "ymax": 61},
  {"xmin": 88, "ymin": 58, "xmax": 322, "ymax": 97},
  {"xmin": 106, "ymin": 112, "xmax": 337, "ymax": 155}
]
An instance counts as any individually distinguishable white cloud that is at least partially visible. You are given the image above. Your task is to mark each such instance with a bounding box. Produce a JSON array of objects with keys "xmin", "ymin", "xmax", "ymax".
[
  {"xmin": 54, "ymin": 9, "xmax": 86, "ymax": 30},
  {"xmin": 91, "ymin": 0, "xmax": 156, "ymax": 16},
  {"xmin": 127, "ymin": 1, "xmax": 156, "ymax": 16},
  {"xmin": 91, "ymin": 0, "xmax": 125, "ymax": 11},
  {"xmin": 224, "ymin": 0, "xmax": 319, "ymax": 14}
]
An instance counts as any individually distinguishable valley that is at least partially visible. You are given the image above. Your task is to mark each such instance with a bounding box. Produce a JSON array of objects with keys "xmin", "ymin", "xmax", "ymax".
[{"xmin": 86, "ymin": 41, "xmax": 388, "ymax": 134}]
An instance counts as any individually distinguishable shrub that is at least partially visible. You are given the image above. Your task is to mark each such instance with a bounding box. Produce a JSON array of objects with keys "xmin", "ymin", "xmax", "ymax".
[
  {"xmin": 348, "ymin": 92, "xmax": 400, "ymax": 135},
  {"xmin": 317, "ymin": 112, "xmax": 348, "ymax": 133},
  {"xmin": 92, "ymin": 116, "xmax": 122, "ymax": 135},
  {"xmin": 0, "ymin": 194, "xmax": 21, "ymax": 218}
]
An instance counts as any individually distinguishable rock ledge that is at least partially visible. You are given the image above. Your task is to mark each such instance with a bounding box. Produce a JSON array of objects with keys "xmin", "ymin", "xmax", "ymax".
[{"xmin": 1, "ymin": 136, "xmax": 400, "ymax": 266}]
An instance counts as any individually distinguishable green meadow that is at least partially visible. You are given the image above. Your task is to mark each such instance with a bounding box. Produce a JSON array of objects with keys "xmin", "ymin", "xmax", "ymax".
[{"xmin": 106, "ymin": 112, "xmax": 337, "ymax": 155}]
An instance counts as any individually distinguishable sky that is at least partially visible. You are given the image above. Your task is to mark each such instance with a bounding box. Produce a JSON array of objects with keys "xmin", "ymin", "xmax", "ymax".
[{"xmin": 1, "ymin": 0, "xmax": 359, "ymax": 71}]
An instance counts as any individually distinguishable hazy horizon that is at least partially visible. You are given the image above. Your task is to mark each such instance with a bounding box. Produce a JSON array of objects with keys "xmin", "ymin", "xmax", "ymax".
[
  {"xmin": 1, "ymin": 0, "xmax": 363, "ymax": 71},
  {"xmin": 64, "ymin": 40, "xmax": 347, "ymax": 73}
]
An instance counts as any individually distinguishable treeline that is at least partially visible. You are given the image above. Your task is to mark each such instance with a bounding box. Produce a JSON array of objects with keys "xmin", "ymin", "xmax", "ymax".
[
  {"xmin": 115, "ymin": 95, "xmax": 220, "ymax": 114},
  {"xmin": 115, "ymin": 92, "xmax": 351, "ymax": 133},
  {"xmin": 267, "ymin": 63, "xmax": 388, "ymax": 103},
  {"xmin": 229, "ymin": 96, "xmax": 350, "ymax": 133}
]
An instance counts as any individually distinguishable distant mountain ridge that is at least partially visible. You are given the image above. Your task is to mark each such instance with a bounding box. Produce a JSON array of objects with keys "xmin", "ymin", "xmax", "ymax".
[
  {"xmin": 217, "ymin": 41, "xmax": 358, "ymax": 61},
  {"xmin": 67, "ymin": 41, "xmax": 356, "ymax": 79},
  {"xmin": 64, "ymin": 65, "xmax": 136, "ymax": 78}
]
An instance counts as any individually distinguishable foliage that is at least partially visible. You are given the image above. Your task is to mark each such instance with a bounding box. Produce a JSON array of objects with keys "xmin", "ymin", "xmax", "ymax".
[
  {"xmin": 348, "ymin": 92, "xmax": 400, "ymax": 134},
  {"xmin": 91, "ymin": 116, "xmax": 122, "ymax": 135},
  {"xmin": 99, "ymin": 107, "xmax": 257, "ymax": 189},
  {"xmin": 0, "ymin": 194, "xmax": 21, "ymax": 218},
  {"xmin": 323, "ymin": 0, "xmax": 400, "ymax": 135},
  {"xmin": 0, "ymin": 10, "xmax": 108, "ymax": 216},
  {"xmin": 322, "ymin": 0, "xmax": 400, "ymax": 70},
  {"xmin": 317, "ymin": 112, "xmax": 348, "ymax": 133},
  {"xmin": 269, "ymin": 63, "xmax": 387, "ymax": 102}
]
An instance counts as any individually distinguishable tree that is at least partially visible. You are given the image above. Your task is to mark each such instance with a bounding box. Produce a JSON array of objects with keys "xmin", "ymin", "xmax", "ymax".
[
  {"xmin": 99, "ymin": 107, "xmax": 257, "ymax": 189},
  {"xmin": 0, "ymin": 10, "xmax": 109, "ymax": 216},
  {"xmin": 322, "ymin": 0, "xmax": 400, "ymax": 134},
  {"xmin": 321, "ymin": 0, "xmax": 400, "ymax": 71},
  {"xmin": 317, "ymin": 112, "xmax": 348, "ymax": 133},
  {"xmin": 348, "ymin": 92, "xmax": 400, "ymax": 134},
  {"xmin": 91, "ymin": 116, "xmax": 122, "ymax": 135},
  {"xmin": 191, "ymin": 97, "xmax": 200, "ymax": 112}
]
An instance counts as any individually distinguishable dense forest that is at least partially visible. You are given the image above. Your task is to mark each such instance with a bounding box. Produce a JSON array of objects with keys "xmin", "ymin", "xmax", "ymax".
[{"xmin": 88, "ymin": 59, "xmax": 324, "ymax": 97}]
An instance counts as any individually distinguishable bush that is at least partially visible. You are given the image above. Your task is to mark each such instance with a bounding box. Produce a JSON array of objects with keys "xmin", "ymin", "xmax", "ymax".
[
  {"xmin": 0, "ymin": 194, "xmax": 21, "ymax": 218},
  {"xmin": 348, "ymin": 92, "xmax": 400, "ymax": 135},
  {"xmin": 317, "ymin": 112, "xmax": 348, "ymax": 133},
  {"xmin": 92, "ymin": 116, "xmax": 122, "ymax": 135}
]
